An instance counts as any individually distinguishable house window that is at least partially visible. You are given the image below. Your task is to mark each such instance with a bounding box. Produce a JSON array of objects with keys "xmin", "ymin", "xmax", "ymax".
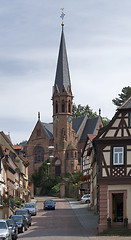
[
  {"xmin": 113, "ymin": 147, "xmax": 124, "ymax": 165},
  {"xmin": 129, "ymin": 112, "xmax": 131, "ymax": 127}
]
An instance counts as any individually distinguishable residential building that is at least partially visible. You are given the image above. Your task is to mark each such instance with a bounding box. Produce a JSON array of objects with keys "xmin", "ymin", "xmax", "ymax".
[
  {"xmin": 0, "ymin": 132, "xmax": 30, "ymax": 202},
  {"xmin": 93, "ymin": 97, "xmax": 131, "ymax": 232}
]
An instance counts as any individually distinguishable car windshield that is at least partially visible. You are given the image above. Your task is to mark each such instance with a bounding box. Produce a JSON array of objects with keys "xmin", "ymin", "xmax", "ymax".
[
  {"xmin": 15, "ymin": 210, "xmax": 28, "ymax": 215},
  {"xmin": 25, "ymin": 203, "xmax": 35, "ymax": 208},
  {"xmin": 45, "ymin": 200, "xmax": 54, "ymax": 204},
  {"xmin": 7, "ymin": 219, "xmax": 13, "ymax": 226},
  {"xmin": 0, "ymin": 222, "xmax": 7, "ymax": 229},
  {"xmin": 12, "ymin": 216, "xmax": 22, "ymax": 222}
]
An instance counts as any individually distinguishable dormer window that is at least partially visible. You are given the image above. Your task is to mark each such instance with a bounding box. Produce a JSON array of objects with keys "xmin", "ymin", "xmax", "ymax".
[
  {"xmin": 113, "ymin": 147, "xmax": 124, "ymax": 165},
  {"xmin": 62, "ymin": 100, "xmax": 65, "ymax": 112},
  {"xmin": 129, "ymin": 112, "xmax": 131, "ymax": 127}
]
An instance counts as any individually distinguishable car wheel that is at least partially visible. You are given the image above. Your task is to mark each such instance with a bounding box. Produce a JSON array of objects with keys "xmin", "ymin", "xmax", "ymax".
[{"xmin": 13, "ymin": 235, "xmax": 17, "ymax": 240}]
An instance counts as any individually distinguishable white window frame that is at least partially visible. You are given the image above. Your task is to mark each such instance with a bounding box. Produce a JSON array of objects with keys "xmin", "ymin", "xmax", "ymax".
[{"xmin": 113, "ymin": 147, "xmax": 124, "ymax": 165}]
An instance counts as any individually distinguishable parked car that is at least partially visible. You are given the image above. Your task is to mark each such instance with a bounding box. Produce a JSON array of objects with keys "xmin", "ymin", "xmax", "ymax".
[
  {"xmin": 44, "ymin": 199, "xmax": 55, "ymax": 210},
  {"xmin": 10, "ymin": 215, "xmax": 28, "ymax": 233},
  {"xmin": 0, "ymin": 219, "xmax": 12, "ymax": 240},
  {"xmin": 15, "ymin": 209, "xmax": 32, "ymax": 227},
  {"xmin": 7, "ymin": 219, "xmax": 18, "ymax": 240},
  {"xmin": 23, "ymin": 202, "xmax": 37, "ymax": 216},
  {"xmin": 80, "ymin": 194, "xmax": 90, "ymax": 204}
]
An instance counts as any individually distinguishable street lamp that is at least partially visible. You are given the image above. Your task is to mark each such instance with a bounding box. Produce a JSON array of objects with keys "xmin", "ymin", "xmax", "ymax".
[
  {"xmin": 47, "ymin": 162, "xmax": 51, "ymax": 175},
  {"xmin": 47, "ymin": 145, "xmax": 54, "ymax": 175}
]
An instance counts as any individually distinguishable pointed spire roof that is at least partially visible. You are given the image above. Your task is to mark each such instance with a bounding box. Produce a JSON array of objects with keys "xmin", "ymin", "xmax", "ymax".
[{"xmin": 54, "ymin": 26, "xmax": 71, "ymax": 93}]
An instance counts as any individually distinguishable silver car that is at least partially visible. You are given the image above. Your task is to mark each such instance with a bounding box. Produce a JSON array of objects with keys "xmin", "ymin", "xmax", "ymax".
[
  {"xmin": 0, "ymin": 219, "xmax": 12, "ymax": 240},
  {"xmin": 23, "ymin": 203, "xmax": 37, "ymax": 216},
  {"xmin": 80, "ymin": 194, "xmax": 90, "ymax": 204}
]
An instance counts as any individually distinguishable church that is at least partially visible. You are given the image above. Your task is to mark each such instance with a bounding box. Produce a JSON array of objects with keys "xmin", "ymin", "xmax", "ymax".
[{"xmin": 26, "ymin": 21, "xmax": 103, "ymax": 181}]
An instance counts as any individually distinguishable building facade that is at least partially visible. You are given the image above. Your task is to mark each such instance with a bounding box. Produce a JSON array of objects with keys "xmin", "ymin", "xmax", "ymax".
[
  {"xmin": 93, "ymin": 97, "xmax": 131, "ymax": 232},
  {"xmin": 26, "ymin": 24, "xmax": 103, "ymax": 182}
]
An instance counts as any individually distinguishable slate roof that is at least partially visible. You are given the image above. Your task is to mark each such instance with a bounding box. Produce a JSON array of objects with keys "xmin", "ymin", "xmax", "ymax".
[
  {"xmin": 72, "ymin": 116, "xmax": 85, "ymax": 134},
  {"xmin": 79, "ymin": 117, "xmax": 100, "ymax": 142},
  {"xmin": 40, "ymin": 122, "xmax": 53, "ymax": 139},
  {"xmin": 118, "ymin": 96, "xmax": 131, "ymax": 109},
  {"xmin": 38, "ymin": 115, "xmax": 100, "ymax": 144},
  {"xmin": 54, "ymin": 28, "xmax": 71, "ymax": 93}
]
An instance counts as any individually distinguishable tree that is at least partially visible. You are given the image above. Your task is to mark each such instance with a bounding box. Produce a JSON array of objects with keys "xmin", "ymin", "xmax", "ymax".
[
  {"xmin": 31, "ymin": 159, "xmax": 62, "ymax": 195},
  {"xmin": 112, "ymin": 86, "xmax": 131, "ymax": 107},
  {"xmin": 72, "ymin": 103, "xmax": 110, "ymax": 126},
  {"xmin": 72, "ymin": 103, "xmax": 98, "ymax": 118}
]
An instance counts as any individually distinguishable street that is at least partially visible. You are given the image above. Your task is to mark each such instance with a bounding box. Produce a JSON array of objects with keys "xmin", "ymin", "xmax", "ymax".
[{"xmin": 18, "ymin": 197, "xmax": 131, "ymax": 240}]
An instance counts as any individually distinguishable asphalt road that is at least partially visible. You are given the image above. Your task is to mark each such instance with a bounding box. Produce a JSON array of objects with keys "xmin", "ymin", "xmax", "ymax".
[{"xmin": 18, "ymin": 197, "xmax": 131, "ymax": 240}]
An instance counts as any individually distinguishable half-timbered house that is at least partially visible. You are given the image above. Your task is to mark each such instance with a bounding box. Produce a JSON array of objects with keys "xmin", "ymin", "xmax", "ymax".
[{"xmin": 93, "ymin": 96, "xmax": 131, "ymax": 232}]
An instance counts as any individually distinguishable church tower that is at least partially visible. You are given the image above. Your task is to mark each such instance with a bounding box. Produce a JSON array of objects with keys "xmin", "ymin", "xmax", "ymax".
[{"xmin": 52, "ymin": 15, "xmax": 78, "ymax": 176}]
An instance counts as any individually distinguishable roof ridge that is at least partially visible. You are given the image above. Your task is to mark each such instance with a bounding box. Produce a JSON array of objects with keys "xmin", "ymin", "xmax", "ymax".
[{"xmin": 118, "ymin": 96, "xmax": 131, "ymax": 109}]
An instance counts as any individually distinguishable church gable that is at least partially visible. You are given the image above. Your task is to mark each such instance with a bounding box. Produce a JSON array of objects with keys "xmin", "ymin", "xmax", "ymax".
[{"xmin": 28, "ymin": 121, "xmax": 52, "ymax": 144}]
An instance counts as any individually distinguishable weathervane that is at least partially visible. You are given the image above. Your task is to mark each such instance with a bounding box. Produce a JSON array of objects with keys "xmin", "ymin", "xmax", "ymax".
[{"xmin": 60, "ymin": 8, "xmax": 65, "ymax": 26}]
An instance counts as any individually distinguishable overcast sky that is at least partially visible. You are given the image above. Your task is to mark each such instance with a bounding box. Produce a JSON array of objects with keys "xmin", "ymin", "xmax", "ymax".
[{"xmin": 0, "ymin": 0, "xmax": 131, "ymax": 144}]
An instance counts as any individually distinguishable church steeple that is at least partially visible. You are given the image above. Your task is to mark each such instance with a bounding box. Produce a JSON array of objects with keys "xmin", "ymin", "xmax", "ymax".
[{"xmin": 53, "ymin": 25, "xmax": 71, "ymax": 93}]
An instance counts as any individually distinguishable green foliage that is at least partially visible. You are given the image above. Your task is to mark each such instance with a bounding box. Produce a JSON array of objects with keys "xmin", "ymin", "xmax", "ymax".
[
  {"xmin": 31, "ymin": 160, "xmax": 62, "ymax": 195},
  {"xmin": 68, "ymin": 171, "xmax": 83, "ymax": 185},
  {"xmin": 31, "ymin": 159, "xmax": 50, "ymax": 187},
  {"xmin": 102, "ymin": 117, "xmax": 110, "ymax": 127},
  {"xmin": 72, "ymin": 103, "xmax": 98, "ymax": 118},
  {"xmin": 72, "ymin": 103, "xmax": 110, "ymax": 127},
  {"xmin": 112, "ymin": 86, "xmax": 131, "ymax": 107},
  {"xmin": 49, "ymin": 183, "xmax": 60, "ymax": 195}
]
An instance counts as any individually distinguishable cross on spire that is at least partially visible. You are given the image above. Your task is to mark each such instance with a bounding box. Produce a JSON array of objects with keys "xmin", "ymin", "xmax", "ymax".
[{"xmin": 60, "ymin": 8, "xmax": 65, "ymax": 26}]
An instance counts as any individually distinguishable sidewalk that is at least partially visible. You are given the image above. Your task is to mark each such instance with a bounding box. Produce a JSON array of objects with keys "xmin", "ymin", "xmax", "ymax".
[{"xmin": 67, "ymin": 198, "xmax": 99, "ymax": 236}]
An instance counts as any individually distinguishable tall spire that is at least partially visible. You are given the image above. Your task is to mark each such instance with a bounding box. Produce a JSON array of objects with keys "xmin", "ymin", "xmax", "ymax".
[{"xmin": 54, "ymin": 9, "xmax": 71, "ymax": 93}]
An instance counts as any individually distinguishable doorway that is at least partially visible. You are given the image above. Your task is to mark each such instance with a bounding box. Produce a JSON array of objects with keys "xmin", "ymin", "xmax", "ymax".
[
  {"xmin": 55, "ymin": 165, "xmax": 61, "ymax": 176},
  {"xmin": 112, "ymin": 193, "xmax": 123, "ymax": 222}
]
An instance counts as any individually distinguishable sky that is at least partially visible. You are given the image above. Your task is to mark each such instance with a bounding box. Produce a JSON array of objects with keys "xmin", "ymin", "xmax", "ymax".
[{"xmin": 0, "ymin": 0, "xmax": 131, "ymax": 144}]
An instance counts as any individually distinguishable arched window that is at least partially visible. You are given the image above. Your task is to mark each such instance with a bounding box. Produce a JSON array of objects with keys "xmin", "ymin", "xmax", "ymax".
[
  {"xmin": 55, "ymin": 159, "xmax": 61, "ymax": 176},
  {"xmin": 62, "ymin": 100, "xmax": 65, "ymax": 112},
  {"xmin": 55, "ymin": 166, "xmax": 61, "ymax": 176},
  {"xmin": 68, "ymin": 100, "xmax": 71, "ymax": 113},
  {"xmin": 34, "ymin": 146, "xmax": 44, "ymax": 163},
  {"xmin": 56, "ymin": 101, "xmax": 58, "ymax": 113}
]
